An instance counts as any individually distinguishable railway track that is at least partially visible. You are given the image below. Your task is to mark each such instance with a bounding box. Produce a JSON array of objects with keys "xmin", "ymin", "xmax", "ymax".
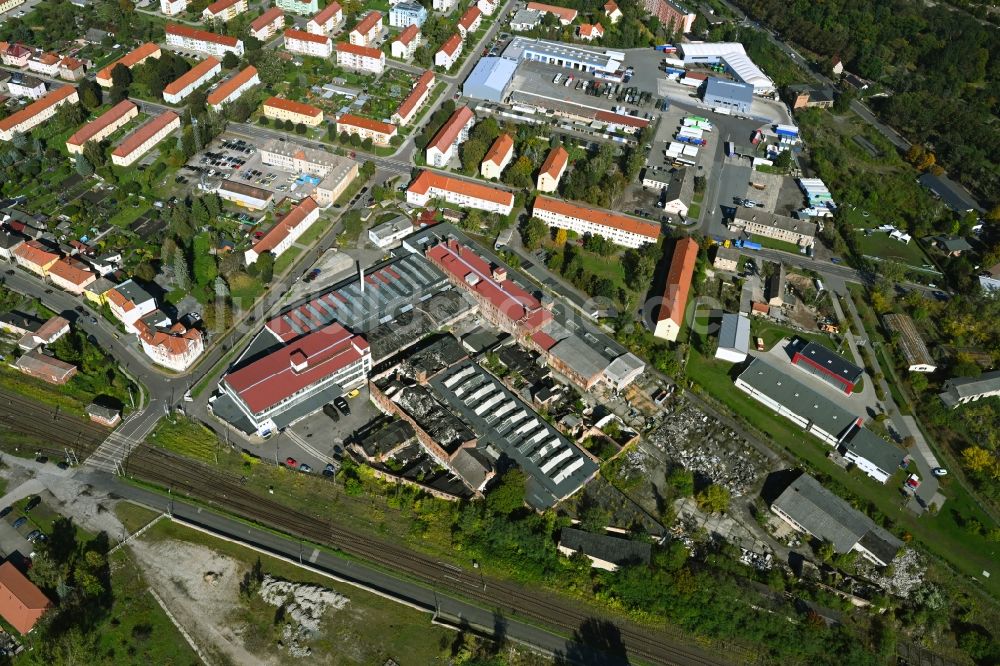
[{"xmin": 6, "ymin": 391, "xmax": 733, "ymax": 664}]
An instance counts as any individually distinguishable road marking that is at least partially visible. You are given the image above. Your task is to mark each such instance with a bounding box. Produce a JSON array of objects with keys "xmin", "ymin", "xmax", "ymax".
[{"xmin": 309, "ymin": 548, "xmax": 320, "ymax": 564}]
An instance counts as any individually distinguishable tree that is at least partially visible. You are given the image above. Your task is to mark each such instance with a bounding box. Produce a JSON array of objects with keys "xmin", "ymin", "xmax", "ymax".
[
  {"xmin": 962, "ymin": 446, "xmax": 995, "ymax": 475},
  {"xmin": 222, "ymin": 51, "xmax": 240, "ymax": 69},
  {"xmin": 832, "ymin": 88, "xmax": 854, "ymax": 114},
  {"xmin": 485, "ymin": 469, "xmax": 526, "ymax": 515},
  {"xmin": 553, "ymin": 227, "xmax": 568, "ymax": 246},
  {"xmin": 78, "ymin": 79, "xmax": 102, "ymax": 109},
  {"xmin": 520, "ymin": 216, "xmax": 546, "ymax": 250},
  {"xmin": 667, "ymin": 468, "xmax": 694, "ymax": 496},
  {"xmin": 695, "ymin": 484, "xmax": 730, "ymax": 513},
  {"xmin": 460, "ymin": 137, "xmax": 488, "ymax": 175},
  {"xmin": 110, "ymin": 63, "xmax": 132, "ymax": 89},
  {"xmin": 256, "ymin": 251, "xmax": 275, "ymax": 283},
  {"xmin": 816, "ymin": 540, "xmax": 836, "ymax": 562},
  {"xmin": 296, "ymin": 122, "xmax": 307, "ymax": 135},
  {"xmin": 504, "ymin": 155, "xmax": 534, "ymax": 188},
  {"xmin": 74, "ymin": 153, "xmax": 93, "ymax": 177},
  {"xmin": 172, "ymin": 250, "xmax": 190, "ymax": 290},
  {"xmin": 773, "ymin": 150, "xmax": 793, "ymax": 171}
]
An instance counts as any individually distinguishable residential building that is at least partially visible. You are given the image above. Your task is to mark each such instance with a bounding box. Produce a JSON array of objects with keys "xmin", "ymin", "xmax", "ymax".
[
  {"xmin": 425, "ymin": 105, "xmax": 474, "ymax": 167},
  {"xmin": 66, "ymin": 101, "xmax": 138, "ymax": 155},
  {"xmin": 162, "ymin": 57, "xmax": 221, "ymax": 104},
  {"xmin": 457, "ymin": 6, "xmax": 482, "ymax": 37},
  {"xmin": 202, "ymin": 0, "xmax": 248, "ymax": 22},
  {"xmin": 642, "ymin": 0, "xmax": 695, "ymax": 33},
  {"xmin": 206, "ymin": 65, "xmax": 259, "ymax": 111},
  {"xmin": 0, "ymin": 230, "xmax": 24, "ymax": 261},
  {"xmin": 283, "ymin": 28, "xmax": 333, "ymax": 57},
  {"xmin": 12, "ymin": 241, "xmax": 59, "ymax": 276},
  {"xmin": 577, "ymin": 22, "xmax": 603, "ymax": 41},
  {"xmin": 249, "ymin": 7, "xmax": 285, "ymax": 41},
  {"xmin": 932, "ymin": 235, "xmax": 972, "ymax": 257},
  {"xmin": 882, "ymin": 313, "xmax": 936, "ymax": 373},
  {"xmin": 350, "ymin": 11, "xmax": 383, "ymax": 46},
  {"xmin": 477, "ymin": 0, "xmax": 498, "ymax": 15},
  {"xmin": 217, "ymin": 180, "xmax": 273, "ymax": 209},
  {"xmin": 258, "ymin": 139, "xmax": 358, "ymax": 207},
  {"xmin": 47, "ymin": 258, "xmax": 95, "ymax": 295},
  {"xmin": 433, "ymin": 0, "xmax": 457, "ymax": 11},
  {"xmin": 736, "ymin": 357, "xmax": 861, "ymax": 446},
  {"xmin": 0, "ymin": 42, "xmax": 31, "ymax": 67},
  {"xmin": 435, "ymin": 33, "xmax": 462, "ymax": 70},
  {"xmin": 57, "ymin": 56, "xmax": 86, "ymax": 81},
  {"xmin": 111, "ymin": 111, "xmax": 180, "ymax": 167},
  {"xmin": 83, "ymin": 252, "xmax": 122, "ymax": 276},
  {"xmin": 160, "ymin": 0, "xmax": 187, "ymax": 16},
  {"xmin": 392, "ymin": 70, "xmax": 434, "ymax": 124},
  {"xmin": 135, "ymin": 320, "xmax": 204, "ymax": 371},
  {"xmin": 839, "ymin": 427, "xmax": 906, "ymax": 484},
  {"xmin": 15, "ymin": 349, "xmax": 77, "ymax": 385},
  {"xmin": 558, "ymin": 528, "xmax": 651, "ymax": 571},
  {"xmin": 389, "ymin": 2, "xmax": 427, "ymax": 28},
  {"xmin": 713, "ymin": 245, "xmax": 739, "ymax": 272},
  {"xmin": 262, "ymin": 96, "xmax": 323, "ymax": 126},
  {"xmin": 95, "ymin": 42, "xmax": 161, "ymax": 87},
  {"xmin": 16, "ymin": 316, "xmax": 69, "ymax": 351},
  {"xmin": 276, "ymin": 0, "xmax": 319, "ymax": 14},
  {"xmin": 0, "ymin": 561, "xmax": 52, "ymax": 634},
  {"xmin": 83, "ymin": 277, "xmax": 115, "ymax": 305},
  {"xmin": 165, "ymin": 24, "xmax": 245, "ymax": 58},
  {"xmin": 480, "ymin": 133, "xmax": 513, "ymax": 179},
  {"xmin": 791, "ymin": 341, "xmax": 863, "ymax": 395},
  {"xmin": 604, "ymin": 0, "xmax": 622, "ymax": 23},
  {"xmin": 336, "ymin": 42, "xmax": 385, "ymax": 74},
  {"xmin": 729, "ymin": 212, "xmax": 816, "ymax": 249},
  {"xmin": 0, "ymin": 311, "xmax": 42, "ymax": 337},
  {"xmin": 245, "ymin": 196, "xmax": 320, "ymax": 264},
  {"xmin": 462, "ymin": 56, "xmax": 517, "ymax": 102},
  {"xmin": 641, "ymin": 166, "xmax": 691, "ymax": 216},
  {"xmin": 0, "ymin": 86, "xmax": 79, "ymax": 141},
  {"xmin": 765, "ymin": 263, "xmax": 785, "ymax": 307},
  {"xmin": 391, "ymin": 24, "xmax": 421, "ymax": 60},
  {"xmin": 526, "ymin": 1, "xmax": 577, "ymax": 24},
  {"xmin": 6, "ymin": 73, "xmax": 45, "ymax": 100},
  {"xmin": 917, "ymin": 173, "xmax": 980, "ymax": 214},
  {"xmin": 106, "ymin": 279, "xmax": 157, "ymax": 333},
  {"xmin": 406, "ymin": 170, "xmax": 513, "ymax": 215},
  {"xmin": 510, "ymin": 8, "xmax": 541, "ymax": 31},
  {"xmin": 678, "ymin": 41, "xmax": 774, "ymax": 93},
  {"xmin": 939, "ymin": 370, "xmax": 1000, "ymax": 408},
  {"xmin": 787, "ymin": 83, "xmax": 835, "ymax": 110},
  {"xmin": 368, "ymin": 217, "xmax": 414, "ymax": 248},
  {"xmin": 86, "ymin": 403, "xmax": 121, "ymax": 426},
  {"xmin": 715, "ymin": 313, "xmax": 750, "ymax": 363},
  {"xmin": 652, "ymin": 237, "xmax": 698, "ymax": 341},
  {"xmin": 336, "ymin": 113, "xmax": 397, "ymax": 146},
  {"xmin": 831, "ymin": 57, "xmax": 843, "ymax": 75},
  {"xmin": 220, "ymin": 322, "xmax": 372, "ymax": 436},
  {"xmin": 771, "ymin": 473, "xmax": 902, "ymax": 566},
  {"xmin": 702, "ymin": 77, "xmax": 754, "ymax": 114},
  {"xmin": 307, "ymin": 2, "xmax": 342, "ymax": 34},
  {"xmin": 532, "ymin": 196, "xmax": 660, "ymax": 249},
  {"xmin": 26, "ymin": 53, "xmax": 62, "ymax": 78},
  {"xmin": 536, "ymin": 146, "xmax": 568, "ymax": 193}
]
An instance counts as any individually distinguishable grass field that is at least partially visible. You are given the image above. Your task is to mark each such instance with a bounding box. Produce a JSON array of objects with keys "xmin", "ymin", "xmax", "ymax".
[
  {"xmin": 755, "ymin": 235, "xmax": 804, "ymax": 255},
  {"xmin": 859, "ymin": 228, "xmax": 935, "ymax": 269},
  {"xmin": 749, "ymin": 319, "xmax": 838, "ymax": 352},
  {"xmin": 148, "ymin": 416, "xmax": 219, "ymax": 464}
]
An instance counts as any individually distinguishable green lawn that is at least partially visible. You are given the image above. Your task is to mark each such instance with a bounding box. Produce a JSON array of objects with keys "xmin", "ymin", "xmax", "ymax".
[
  {"xmin": 754, "ymin": 234, "xmax": 804, "ymax": 255},
  {"xmin": 749, "ymin": 319, "xmax": 838, "ymax": 352},
  {"xmin": 108, "ymin": 201, "xmax": 151, "ymax": 229},
  {"xmin": 273, "ymin": 245, "xmax": 304, "ymax": 276},
  {"xmin": 116, "ymin": 502, "xmax": 162, "ymax": 534},
  {"xmin": 859, "ymin": 229, "xmax": 935, "ymax": 269},
  {"xmin": 148, "ymin": 416, "xmax": 219, "ymax": 464}
]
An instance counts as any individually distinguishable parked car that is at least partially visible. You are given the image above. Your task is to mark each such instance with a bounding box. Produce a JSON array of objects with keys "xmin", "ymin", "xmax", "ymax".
[
  {"xmin": 285, "ymin": 457, "xmax": 298, "ymax": 468},
  {"xmin": 0, "ymin": 506, "xmax": 12, "ymax": 519},
  {"xmin": 299, "ymin": 463, "xmax": 313, "ymax": 473},
  {"xmin": 25, "ymin": 496, "xmax": 41, "ymax": 511},
  {"xmin": 12, "ymin": 517, "xmax": 27, "ymax": 529},
  {"xmin": 322, "ymin": 403, "xmax": 341, "ymax": 422},
  {"xmin": 25, "ymin": 530, "xmax": 42, "ymax": 542},
  {"xmin": 932, "ymin": 467, "xmax": 948, "ymax": 477},
  {"xmin": 334, "ymin": 396, "xmax": 350, "ymax": 415},
  {"xmin": 322, "ymin": 463, "xmax": 337, "ymax": 477}
]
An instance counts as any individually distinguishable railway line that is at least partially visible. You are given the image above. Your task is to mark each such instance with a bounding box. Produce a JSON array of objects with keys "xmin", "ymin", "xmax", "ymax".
[{"xmin": 5, "ymin": 391, "xmax": 733, "ymax": 664}]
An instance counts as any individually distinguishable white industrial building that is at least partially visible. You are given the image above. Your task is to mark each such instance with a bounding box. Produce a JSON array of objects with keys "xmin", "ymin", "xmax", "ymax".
[
  {"xmin": 677, "ymin": 42, "xmax": 774, "ymax": 94},
  {"xmin": 715, "ymin": 313, "xmax": 750, "ymax": 363}
]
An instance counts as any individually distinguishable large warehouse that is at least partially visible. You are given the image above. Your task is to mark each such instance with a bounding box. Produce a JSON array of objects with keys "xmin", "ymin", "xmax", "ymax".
[
  {"xmin": 503, "ymin": 37, "xmax": 622, "ymax": 75},
  {"xmin": 702, "ymin": 77, "xmax": 754, "ymax": 114},
  {"xmin": 678, "ymin": 42, "xmax": 774, "ymax": 94},
  {"xmin": 463, "ymin": 56, "xmax": 519, "ymax": 102}
]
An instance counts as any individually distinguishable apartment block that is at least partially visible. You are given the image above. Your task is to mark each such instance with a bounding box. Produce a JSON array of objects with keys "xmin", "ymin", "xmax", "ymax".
[
  {"xmin": 111, "ymin": 111, "xmax": 181, "ymax": 167},
  {"xmin": 283, "ymin": 28, "xmax": 333, "ymax": 57},
  {"xmin": 307, "ymin": 2, "xmax": 342, "ymax": 33},
  {"xmin": 163, "ymin": 57, "xmax": 221, "ymax": 104},
  {"xmin": 206, "ymin": 65, "xmax": 259, "ymax": 111},
  {"xmin": 531, "ymin": 196, "xmax": 661, "ymax": 249},
  {"xmin": 0, "ymin": 86, "xmax": 79, "ymax": 142},
  {"xmin": 336, "ymin": 113, "xmax": 397, "ymax": 146},
  {"xmin": 336, "ymin": 42, "xmax": 385, "ymax": 74},
  {"xmin": 166, "ymin": 24, "xmax": 245, "ymax": 57},
  {"xmin": 262, "ymin": 96, "xmax": 323, "ymax": 126},
  {"xmin": 66, "ymin": 100, "xmax": 138, "ymax": 154}
]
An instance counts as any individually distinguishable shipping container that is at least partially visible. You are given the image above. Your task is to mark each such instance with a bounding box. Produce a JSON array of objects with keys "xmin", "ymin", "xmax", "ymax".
[
  {"xmin": 682, "ymin": 145, "xmax": 699, "ymax": 157},
  {"xmin": 663, "ymin": 57, "xmax": 685, "ymax": 68},
  {"xmin": 775, "ymin": 123, "xmax": 799, "ymax": 137},
  {"xmin": 677, "ymin": 127, "xmax": 704, "ymax": 139},
  {"xmin": 724, "ymin": 141, "xmax": 736, "ymax": 157}
]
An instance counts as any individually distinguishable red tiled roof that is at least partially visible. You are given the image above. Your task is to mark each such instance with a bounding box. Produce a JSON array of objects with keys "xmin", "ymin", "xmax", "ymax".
[
  {"xmin": 539, "ymin": 146, "xmax": 568, "ymax": 179},
  {"xmin": 394, "ymin": 70, "xmax": 433, "ymax": 120},
  {"xmin": 531, "ymin": 330, "xmax": 558, "ymax": 351},
  {"xmin": 284, "ymin": 28, "xmax": 331, "ymax": 45},
  {"xmin": 533, "ymin": 196, "xmax": 661, "ymax": 239},
  {"xmin": 579, "ymin": 22, "xmax": 603, "ymax": 37},
  {"xmin": 657, "ymin": 237, "xmax": 699, "ymax": 325},
  {"xmin": 427, "ymin": 105, "xmax": 473, "ymax": 153},
  {"xmin": 396, "ymin": 24, "xmax": 419, "ymax": 46},
  {"xmin": 253, "ymin": 197, "xmax": 318, "ymax": 254},
  {"xmin": 751, "ymin": 301, "xmax": 769, "ymax": 313},
  {"xmin": 204, "ymin": 0, "xmax": 243, "ymax": 15},
  {"xmin": 59, "ymin": 56, "xmax": 84, "ymax": 71},
  {"xmin": 67, "ymin": 100, "xmax": 137, "ymax": 148},
  {"xmin": 33, "ymin": 316, "xmax": 69, "ymax": 342},
  {"xmin": 96, "ymin": 42, "xmax": 160, "ymax": 82},
  {"xmin": 250, "ymin": 7, "xmax": 283, "ymax": 31},
  {"xmin": 0, "ymin": 561, "xmax": 51, "ymax": 635},
  {"xmin": 594, "ymin": 109, "xmax": 649, "ymax": 128},
  {"xmin": 352, "ymin": 11, "xmax": 382, "ymax": 36},
  {"xmin": 0, "ymin": 86, "xmax": 76, "ymax": 133},
  {"xmin": 166, "ymin": 24, "xmax": 241, "ymax": 47},
  {"xmin": 224, "ymin": 322, "xmax": 368, "ymax": 414},
  {"xmin": 135, "ymin": 319, "xmax": 202, "ymax": 356},
  {"xmin": 526, "ymin": 1, "xmax": 577, "ymax": 22},
  {"xmin": 12, "ymin": 241, "xmax": 59, "ymax": 268},
  {"xmin": 207, "ymin": 65, "xmax": 258, "ymax": 105},
  {"xmin": 483, "ymin": 133, "xmax": 513, "ymax": 166},
  {"xmin": 438, "ymin": 33, "xmax": 461, "ymax": 57},
  {"xmin": 408, "ymin": 170, "xmax": 513, "ymax": 207},
  {"xmin": 263, "ymin": 96, "xmax": 322, "ymax": 117},
  {"xmin": 458, "ymin": 6, "xmax": 481, "ymax": 30},
  {"xmin": 48, "ymin": 258, "xmax": 95, "ymax": 286},
  {"xmin": 163, "ymin": 57, "xmax": 220, "ymax": 96},
  {"xmin": 312, "ymin": 2, "xmax": 342, "ymax": 24},
  {"xmin": 604, "ymin": 0, "xmax": 619, "ymax": 11},
  {"xmin": 428, "ymin": 239, "xmax": 547, "ymax": 327},
  {"xmin": 337, "ymin": 113, "xmax": 395, "ymax": 135},
  {"xmin": 112, "ymin": 111, "xmax": 179, "ymax": 158},
  {"xmin": 336, "ymin": 41, "xmax": 383, "ymax": 59},
  {"xmin": 36, "ymin": 52, "xmax": 60, "ymax": 66}
]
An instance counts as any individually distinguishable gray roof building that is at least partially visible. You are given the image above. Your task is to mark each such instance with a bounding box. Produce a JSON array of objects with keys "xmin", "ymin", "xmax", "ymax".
[
  {"xmin": 939, "ymin": 370, "xmax": 1000, "ymax": 408},
  {"xmin": 558, "ymin": 527, "xmax": 652, "ymax": 570},
  {"xmin": 716, "ymin": 312, "xmax": 750, "ymax": 363},
  {"xmin": 839, "ymin": 427, "xmax": 906, "ymax": 483},
  {"xmin": 463, "ymin": 56, "xmax": 519, "ymax": 102},
  {"xmin": 771, "ymin": 472, "xmax": 902, "ymax": 566},
  {"xmin": 918, "ymin": 173, "xmax": 980, "ymax": 214},
  {"xmin": 791, "ymin": 341, "xmax": 864, "ymax": 394},
  {"xmin": 702, "ymin": 77, "xmax": 754, "ymax": 114}
]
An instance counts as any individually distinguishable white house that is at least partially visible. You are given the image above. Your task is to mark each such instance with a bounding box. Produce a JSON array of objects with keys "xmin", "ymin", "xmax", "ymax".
[
  {"xmin": 245, "ymin": 197, "xmax": 320, "ymax": 265},
  {"xmin": 106, "ymin": 279, "xmax": 158, "ymax": 333},
  {"xmin": 433, "ymin": 0, "xmax": 457, "ymax": 12},
  {"xmin": 284, "ymin": 28, "xmax": 333, "ymax": 57},
  {"xmin": 435, "ymin": 33, "xmax": 462, "ymax": 70},
  {"xmin": 336, "ymin": 42, "xmax": 385, "ymax": 74},
  {"xmin": 349, "ymin": 11, "xmax": 383, "ymax": 46},
  {"xmin": 714, "ymin": 313, "xmax": 750, "ymax": 363},
  {"xmin": 477, "ymin": 0, "xmax": 498, "ymax": 15},
  {"xmin": 406, "ymin": 170, "xmax": 513, "ymax": 215},
  {"xmin": 425, "ymin": 105, "xmax": 474, "ymax": 167},
  {"xmin": 391, "ymin": 24, "xmax": 421, "ymax": 60},
  {"xmin": 307, "ymin": 2, "xmax": 342, "ymax": 34},
  {"xmin": 136, "ymin": 321, "xmax": 205, "ymax": 371}
]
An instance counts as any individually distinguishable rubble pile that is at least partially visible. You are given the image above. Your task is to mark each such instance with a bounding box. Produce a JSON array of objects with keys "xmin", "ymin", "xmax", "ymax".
[
  {"xmin": 859, "ymin": 548, "xmax": 925, "ymax": 598},
  {"xmin": 646, "ymin": 403, "xmax": 768, "ymax": 496},
  {"xmin": 258, "ymin": 575, "xmax": 349, "ymax": 657}
]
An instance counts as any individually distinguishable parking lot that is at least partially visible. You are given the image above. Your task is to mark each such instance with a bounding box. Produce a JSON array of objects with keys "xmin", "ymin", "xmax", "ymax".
[{"xmin": 277, "ymin": 386, "xmax": 382, "ymax": 471}]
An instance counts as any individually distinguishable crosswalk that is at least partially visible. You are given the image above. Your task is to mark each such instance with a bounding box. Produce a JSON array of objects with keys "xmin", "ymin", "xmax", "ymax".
[{"xmin": 85, "ymin": 404, "xmax": 164, "ymax": 473}]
